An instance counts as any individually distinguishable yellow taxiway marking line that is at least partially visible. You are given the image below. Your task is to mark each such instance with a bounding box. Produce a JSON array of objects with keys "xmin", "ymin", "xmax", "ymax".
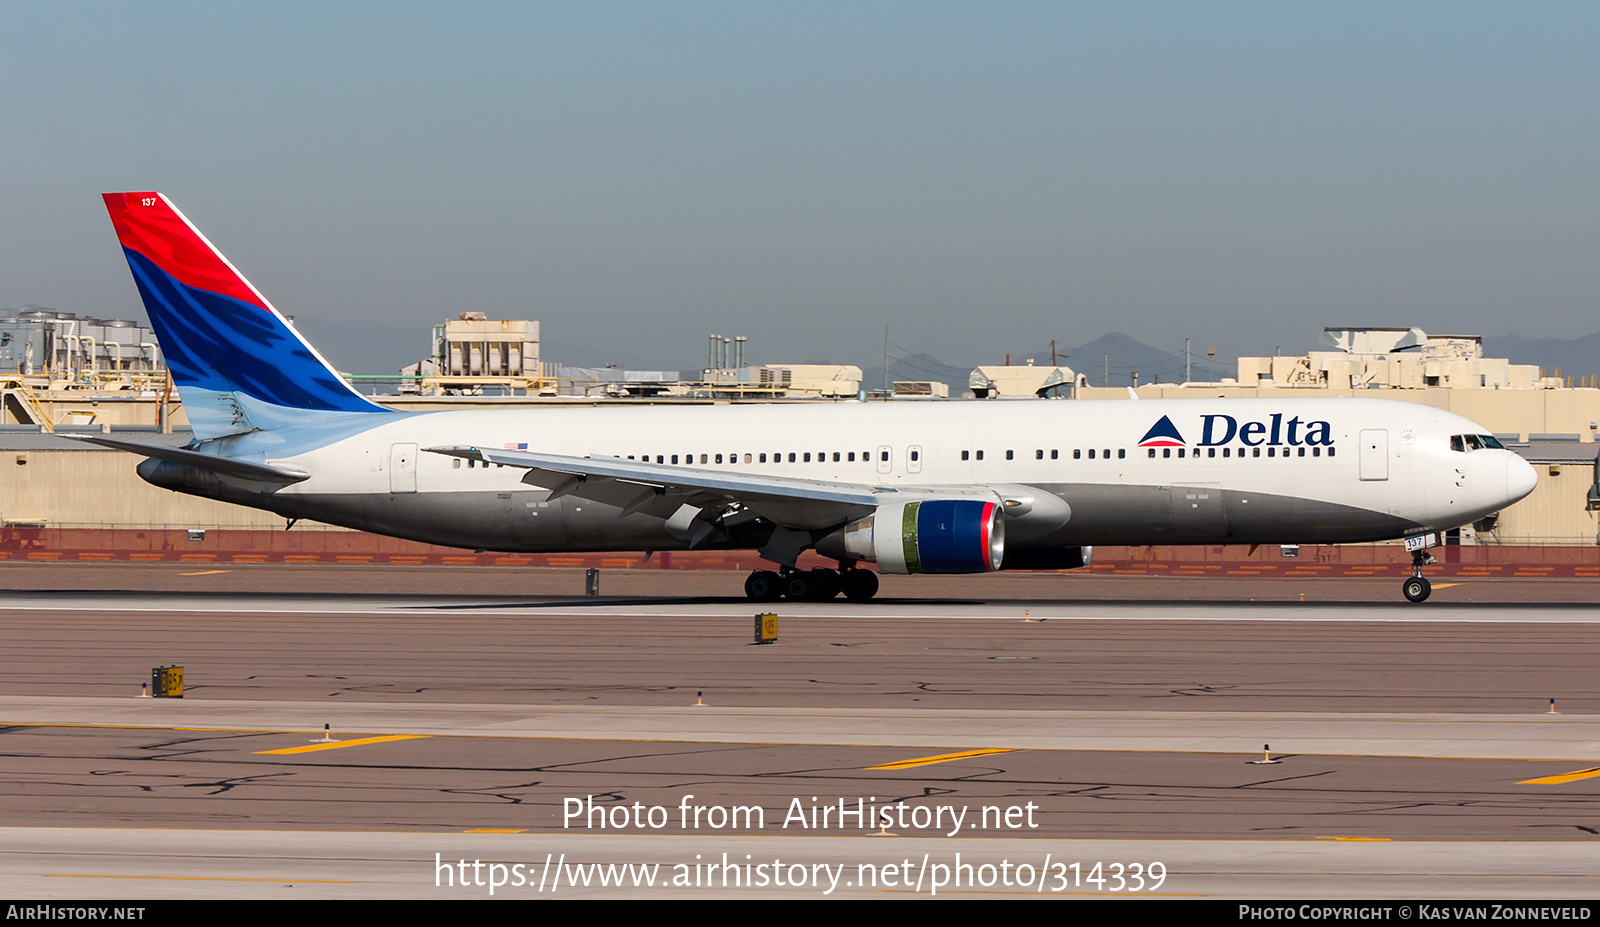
[
  {"xmin": 51, "ymin": 873, "xmax": 353, "ymax": 883},
  {"xmin": 178, "ymin": 570, "xmax": 231, "ymax": 576},
  {"xmin": 1316, "ymin": 836, "xmax": 1392, "ymax": 841},
  {"xmin": 255, "ymin": 734, "xmax": 429, "ymax": 755},
  {"xmin": 1430, "ymin": 582, "xmax": 1460, "ymax": 590},
  {"xmin": 1520, "ymin": 766, "xmax": 1600, "ymax": 785},
  {"xmin": 864, "ymin": 748, "xmax": 1017, "ymax": 770}
]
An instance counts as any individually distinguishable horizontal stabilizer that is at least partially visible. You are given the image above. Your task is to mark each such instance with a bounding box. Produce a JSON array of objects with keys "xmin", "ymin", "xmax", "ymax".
[{"xmin": 73, "ymin": 435, "xmax": 310, "ymax": 483}]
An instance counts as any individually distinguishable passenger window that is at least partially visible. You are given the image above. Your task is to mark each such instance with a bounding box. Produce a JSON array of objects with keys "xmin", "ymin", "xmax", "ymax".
[
  {"xmin": 803, "ymin": 452, "xmax": 811, "ymax": 462},
  {"xmin": 1088, "ymin": 449, "xmax": 1096, "ymax": 459},
  {"xmin": 1313, "ymin": 447, "xmax": 1321, "ymax": 457},
  {"xmin": 1163, "ymin": 448, "xmax": 1171, "ymax": 458},
  {"xmin": 1178, "ymin": 449, "xmax": 1185, "ymax": 458},
  {"xmin": 961, "ymin": 450, "xmax": 969, "ymax": 461},
  {"xmin": 910, "ymin": 450, "xmax": 920, "ymax": 462},
  {"xmin": 1327, "ymin": 447, "xmax": 1335, "ymax": 457},
  {"xmin": 789, "ymin": 453, "xmax": 797, "ymax": 463},
  {"xmin": 1005, "ymin": 450, "xmax": 1014, "ymax": 460},
  {"xmin": 848, "ymin": 452, "xmax": 856, "ymax": 462},
  {"xmin": 1051, "ymin": 449, "xmax": 1059, "ymax": 460},
  {"xmin": 1222, "ymin": 448, "xmax": 1230, "ymax": 458},
  {"xmin": 1298, "ymin": 447, "xmax": 1306, "ymax": 457},
  {"xmin": 700, "ymin": 454, "xmax": 708, "ymax": 464},
  {"xmin": 1035, "ymin": 449, "xmax": 1043, "ymax": 460},
  {"xmin": 1253, "ymin": 448, "xmax": 1261, "ymax": 458},
  {"xmin": 452, "ymin": 458, "xmax": 461, "ymax": 469},
  {"xmin": 833, "ymin": 452, "xmax": 841, "ymax": 462},
  {"xmin": 671, "ymin": 455, "xmax": 679, "ymax": 464},
  {"xmin": 1117, "ymin": 449, "xmax": 1125, "ymax": 459},
  {"xmin": 1073, "ymin": 449, "xmax": 1081, "ymax": 459},
  {"xmin": 1148, "ymin": 448, "xmax": 1156, "ymax": 458},
  {"xmin": 881, "ymin": 450, "xmax": 889, "ymax": 462},
  {"xmin": 975, "ymin": 450, "xmax": 984, "ymax": 460},
  {"xmin": 1208, "ymin": 448, "xmax": 1216, "ymax": 458}
]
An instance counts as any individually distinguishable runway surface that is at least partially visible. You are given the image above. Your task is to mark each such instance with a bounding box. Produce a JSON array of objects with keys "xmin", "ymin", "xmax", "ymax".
[{"xmin": 2, "ymin": 562, "xmax": 1598, "ymax": 898}]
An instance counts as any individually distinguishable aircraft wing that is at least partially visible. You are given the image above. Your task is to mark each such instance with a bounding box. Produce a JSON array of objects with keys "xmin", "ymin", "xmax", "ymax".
[{"xmin": 426, "ymin": 445, "xmax": 882, "ymax": 530}]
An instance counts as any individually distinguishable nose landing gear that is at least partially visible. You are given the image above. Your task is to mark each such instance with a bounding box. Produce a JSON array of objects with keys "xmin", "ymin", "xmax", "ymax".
[{"xmin": 1403, "ymin": 549, "xmax": 1436, "ymax": 603}]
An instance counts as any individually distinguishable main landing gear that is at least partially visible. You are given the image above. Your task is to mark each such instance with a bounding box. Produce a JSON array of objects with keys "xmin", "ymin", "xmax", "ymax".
[
  {"xmin": 744, "ymin": 566, "xmax": 879, "ymax": 602},
  {"xmin": 1403, "ymin": 549, "xmax": 1437, "ymax": 603}
]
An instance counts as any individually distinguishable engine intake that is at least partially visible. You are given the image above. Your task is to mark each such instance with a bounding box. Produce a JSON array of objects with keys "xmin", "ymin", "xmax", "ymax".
[{"xmin": 836, "ymin": 499, "xmax": 1004, "ymax": 574}]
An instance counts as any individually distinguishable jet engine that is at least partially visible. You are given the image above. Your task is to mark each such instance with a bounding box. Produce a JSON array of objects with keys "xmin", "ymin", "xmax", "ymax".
[{"xmin": 823, "ymin": 499, "xmax": 1004, "ymax": 574}]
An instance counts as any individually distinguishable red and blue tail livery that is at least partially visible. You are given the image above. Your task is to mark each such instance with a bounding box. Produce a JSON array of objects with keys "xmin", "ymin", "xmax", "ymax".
[{"xmin": 103, "ymin": 192, "xmax": 386, "ymax": 440}]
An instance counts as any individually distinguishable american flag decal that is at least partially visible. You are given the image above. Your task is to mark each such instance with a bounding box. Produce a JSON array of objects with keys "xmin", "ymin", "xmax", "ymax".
[{"xmin": 504, "ymin": 442, "xmax": 528, "ymax": 450}]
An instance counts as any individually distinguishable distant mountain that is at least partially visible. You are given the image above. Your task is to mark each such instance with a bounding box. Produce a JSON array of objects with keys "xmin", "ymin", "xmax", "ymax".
[
  {"xmin": 855, "ymin": 333, "xmax": 1233, "ymax": 396},
  {"xmin": 1063, "ymin": 332, "xmax": 1232, "ymax": 386},
  {"xmin": 1483, "ymin": 332, "xmax": 1600, "ymax": 382}
]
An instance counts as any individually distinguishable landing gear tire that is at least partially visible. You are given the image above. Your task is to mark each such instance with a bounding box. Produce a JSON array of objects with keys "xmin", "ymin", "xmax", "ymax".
[
  {"xmin": 809, "ymin": 568, "xmax": 841, "ymax": 599},
  {"xmin": 745, "ymin": 570, "xmax": 782, "ymax": 602},
  {"xmin": 1403, "ymin": 575, "xmax": 1431, "ymax": 603},
  {"xmin": 781, "ymin": 571, "xmax": 815, "ymax": 600},
  {"xmin": 841, "ymin": 568, "xmax": 879, "ymax": 602}
]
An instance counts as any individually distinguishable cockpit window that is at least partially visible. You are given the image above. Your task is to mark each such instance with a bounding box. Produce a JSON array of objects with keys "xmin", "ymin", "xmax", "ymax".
[{"xmin": 1451, "ymin": 434, "xmax": 1505, "ymax": 452}]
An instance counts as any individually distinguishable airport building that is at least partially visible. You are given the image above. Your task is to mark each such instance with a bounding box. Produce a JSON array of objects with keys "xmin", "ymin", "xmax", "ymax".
[{"xmin": 1073, "ymin": 326, "xmax": 1600, "ymax": 445}]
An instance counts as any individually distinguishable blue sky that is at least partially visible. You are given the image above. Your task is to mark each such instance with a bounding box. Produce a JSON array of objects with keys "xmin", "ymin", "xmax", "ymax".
[{"xmin": 3, "ymin": 2, "xmax": 1596, "ymax": 372}]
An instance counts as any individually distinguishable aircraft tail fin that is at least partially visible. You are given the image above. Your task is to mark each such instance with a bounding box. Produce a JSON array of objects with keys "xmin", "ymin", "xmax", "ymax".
[{"xmin": 102, "ymin": 192, "xmax": 388, "ymax": 440}]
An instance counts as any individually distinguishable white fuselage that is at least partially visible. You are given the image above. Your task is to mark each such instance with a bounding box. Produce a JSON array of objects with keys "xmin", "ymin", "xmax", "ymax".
[{"xmin": 158, "ymin": 397, "xmax": 1534, "ymax": 556}]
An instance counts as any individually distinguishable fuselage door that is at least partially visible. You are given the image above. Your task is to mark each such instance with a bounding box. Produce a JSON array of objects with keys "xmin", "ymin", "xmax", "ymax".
[
  {"xmin": 1170, "ymin": 482, "xmax": 1227, "ymax": 540},
  {"xmin": 390, "ymin": 443, "xmax": 418, "ymax": 493},
  {"xmin": 906, "ymin": 445, "xmax": 923, "ymax": 474},
  {"xmin": 876, "ymin": 445, "xmax": 893, "ymax": 475},
  {"xmin": 1359, "ymin": 429, "xmax": 1389, "ymax": 481}
]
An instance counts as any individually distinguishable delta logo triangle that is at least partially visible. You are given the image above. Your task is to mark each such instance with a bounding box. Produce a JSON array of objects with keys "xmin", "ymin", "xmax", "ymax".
[{"xmin": 1138, "ymin": 415, "xmax": 1187, "ymax": 447}]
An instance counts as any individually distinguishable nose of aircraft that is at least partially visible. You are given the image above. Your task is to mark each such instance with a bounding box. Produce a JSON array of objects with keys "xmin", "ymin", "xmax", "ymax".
[{"xmin": 1506, "ymin": 453, "xmax": 1537, "ymax": 504}]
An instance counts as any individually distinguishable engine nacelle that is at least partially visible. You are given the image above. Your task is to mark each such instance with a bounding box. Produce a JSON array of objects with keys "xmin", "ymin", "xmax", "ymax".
[{"xmin": 835, "ymin": 499, "xmax": 1004, "ymax": 574}]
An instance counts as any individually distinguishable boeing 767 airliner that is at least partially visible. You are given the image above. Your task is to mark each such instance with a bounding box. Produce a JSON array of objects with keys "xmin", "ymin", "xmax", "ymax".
[{"xmin": 90, "ymin": 192, "xmax": 1538, "ymax": 603}]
